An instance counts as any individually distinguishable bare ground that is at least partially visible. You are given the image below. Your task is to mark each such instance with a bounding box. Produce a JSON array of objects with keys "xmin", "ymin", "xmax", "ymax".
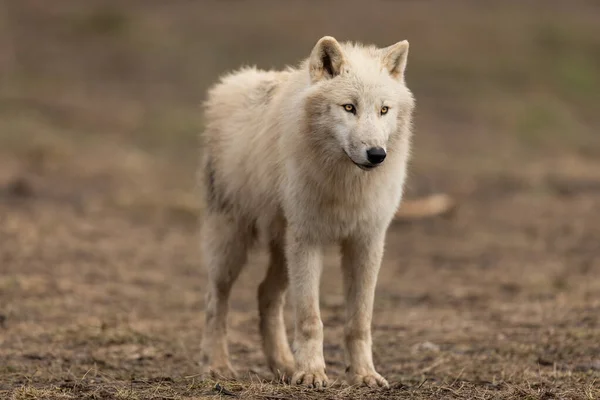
[
  {"xmin": 1, "ymin": 128, "xmax": 599, "ymax": 400},
  {"xmin": 1, "ymin": 1, "xmax": 600, "ymax": 399}
]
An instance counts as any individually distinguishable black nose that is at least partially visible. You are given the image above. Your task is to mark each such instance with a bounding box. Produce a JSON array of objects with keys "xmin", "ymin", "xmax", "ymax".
[{"xmin": 366, "ymin": 147, "xmax": 386, "ymax": 164}]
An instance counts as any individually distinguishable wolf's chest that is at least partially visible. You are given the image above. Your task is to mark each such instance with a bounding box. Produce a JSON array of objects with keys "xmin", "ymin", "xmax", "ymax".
[{"xmin": 303, "ymin": 189, "xmax": 389, "ymax": 238}]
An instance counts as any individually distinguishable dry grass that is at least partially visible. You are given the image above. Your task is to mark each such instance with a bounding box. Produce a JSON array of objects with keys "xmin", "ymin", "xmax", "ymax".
[{"xmin": 8, "ymin": 377, "xmax": 600, "ymax": 400}]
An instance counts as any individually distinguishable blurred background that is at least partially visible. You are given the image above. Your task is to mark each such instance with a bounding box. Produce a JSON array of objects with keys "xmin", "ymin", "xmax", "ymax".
[{"xmin": 1, "ymin": 1, "xmax": 599, "ymax": 399}]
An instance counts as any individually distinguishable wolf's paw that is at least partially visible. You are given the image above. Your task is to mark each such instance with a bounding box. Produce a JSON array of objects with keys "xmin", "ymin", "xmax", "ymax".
[
  {"xmin": 202, "ymin": 362, "xmax": 238, "ymax": 380},
  {"xmin": 346, "ymin": 368, "xmax": 389, "ymax": 388},
  {"xmin": 292, "ymin": 368, "xmax": 329, "ymax": 390},
  {"xmin": 269, "ymin": 360, "xmax": 295, "ymax": 384}
]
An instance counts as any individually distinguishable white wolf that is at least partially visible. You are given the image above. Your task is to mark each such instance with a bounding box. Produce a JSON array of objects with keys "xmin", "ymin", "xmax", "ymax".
[{"xmin": 199, "ymin": 36, "xmax": 415, "ymax": 389}]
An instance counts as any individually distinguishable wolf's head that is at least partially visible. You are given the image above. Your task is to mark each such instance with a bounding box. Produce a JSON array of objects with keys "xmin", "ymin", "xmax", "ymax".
[{"xmin": 304, "ymin": 36, "xmax": 414, "ymax": 171}]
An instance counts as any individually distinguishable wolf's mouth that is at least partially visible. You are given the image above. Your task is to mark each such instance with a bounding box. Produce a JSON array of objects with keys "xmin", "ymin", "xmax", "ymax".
[
  {"xmin": 344, "ymin": 151, "xmax": 379, "ymax": 171},
  {"xmin": 357, "ymin": 163, "xmax": 376, "ymax": 171}
]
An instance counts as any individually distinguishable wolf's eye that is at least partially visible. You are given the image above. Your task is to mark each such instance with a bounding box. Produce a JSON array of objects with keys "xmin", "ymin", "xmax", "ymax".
[
  {"xmin": 343, "ymin": 104, "xmax": 356, "ymax": 114},
  {"xmin": 380, "ymin": 106, "xmax": 389, "ymax": 115}
]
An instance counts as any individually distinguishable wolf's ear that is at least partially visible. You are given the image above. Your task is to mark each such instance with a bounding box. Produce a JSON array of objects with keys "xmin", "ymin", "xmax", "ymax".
[
  {"xmin": 381, "ymin": 40, "xmax": 409, "ymax": 81},
  {"xmin": 309, "ymin": 36, "xmax": 345, "ymax": 82}
]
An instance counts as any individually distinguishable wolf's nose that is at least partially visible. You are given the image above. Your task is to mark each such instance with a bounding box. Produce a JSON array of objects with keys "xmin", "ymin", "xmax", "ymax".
[{"xmin": 366, "ymin": 147, "xmax": 386, "ymax": 164}]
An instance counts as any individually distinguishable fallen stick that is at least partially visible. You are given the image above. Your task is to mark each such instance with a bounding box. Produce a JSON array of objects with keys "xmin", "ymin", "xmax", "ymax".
[{"xmin": 394, "ymin": 193, "xmax": 456, "ymax": 221}]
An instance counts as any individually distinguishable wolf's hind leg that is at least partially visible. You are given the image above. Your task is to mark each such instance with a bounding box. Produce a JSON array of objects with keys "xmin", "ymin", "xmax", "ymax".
[
  {"xmin": 258, "ymin": 238, "xmax": 295, "ymax": 382},
  {"xmin": 200, "ymin": 212, "xmax": 252, "ymax": 379}
]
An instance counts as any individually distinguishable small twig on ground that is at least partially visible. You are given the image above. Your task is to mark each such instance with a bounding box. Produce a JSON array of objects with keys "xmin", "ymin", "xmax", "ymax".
[
  {"xmin": 214, "ymin": 383, "xmax": 237, "ymax": 397},
  {"xmin": 414, "ymin": 378, "xmax": 428, "ymax": 390}
]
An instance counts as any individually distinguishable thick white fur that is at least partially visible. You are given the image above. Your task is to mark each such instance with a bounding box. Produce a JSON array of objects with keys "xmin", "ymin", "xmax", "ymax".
[{"xmin": 199, "ymin": 36, "xmax": 415, "ymax": 389}]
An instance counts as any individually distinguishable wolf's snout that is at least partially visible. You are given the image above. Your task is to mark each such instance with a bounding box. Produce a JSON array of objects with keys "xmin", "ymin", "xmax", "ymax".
[{"xmin": 366, "ymin": 147, "xmax": 386, "ymax": 165}]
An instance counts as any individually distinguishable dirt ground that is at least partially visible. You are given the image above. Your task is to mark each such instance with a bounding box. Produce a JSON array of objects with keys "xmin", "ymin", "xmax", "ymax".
[{"xmin": 1, "ymin": 1, "xmax": 600, "ymax": 399}]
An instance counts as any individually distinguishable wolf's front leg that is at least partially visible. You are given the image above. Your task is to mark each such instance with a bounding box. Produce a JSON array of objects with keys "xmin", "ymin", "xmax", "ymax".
[
  {"xmin": 341, "ymin": 232, "xmax": 389, "ymax": 388},
  {"xmin": 285, "ymin": 230, "xmax": 328, "ymax": 389}
]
